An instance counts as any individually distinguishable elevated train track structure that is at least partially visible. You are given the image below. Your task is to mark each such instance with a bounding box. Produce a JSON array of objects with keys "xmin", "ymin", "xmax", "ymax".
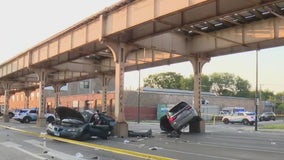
[{"xmin": 1, "ymin": 0, "xmax": 284, "ymax": 135}]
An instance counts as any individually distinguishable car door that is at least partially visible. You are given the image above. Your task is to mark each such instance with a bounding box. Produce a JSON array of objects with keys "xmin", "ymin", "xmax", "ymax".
[
  {"xmin": 29, "ymin": 109, "xmax": 38, "ymax": 121},
  {"xmin": 235, "ymin": 112, "xmax": 245, "ymax": 122},
  {"xmin": 230, "ymin": 112, "xmax": 242, "ymax": 123}
]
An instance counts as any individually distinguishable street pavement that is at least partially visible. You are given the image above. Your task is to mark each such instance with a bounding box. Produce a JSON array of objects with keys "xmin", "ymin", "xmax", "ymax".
[{"xmin": 1, "ymin": 118, "xmax": 284, "ymax": 160}]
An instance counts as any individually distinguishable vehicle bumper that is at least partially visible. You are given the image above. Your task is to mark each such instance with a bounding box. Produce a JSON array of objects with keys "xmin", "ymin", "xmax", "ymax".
[{"xmin": 46, "ymin": 124, "xmax": 82, "ymax": 139}]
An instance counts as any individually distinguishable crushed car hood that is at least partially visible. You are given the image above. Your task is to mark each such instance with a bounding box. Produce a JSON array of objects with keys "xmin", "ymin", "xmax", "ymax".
[{"xmin": 55, "ymin": 106, "xmax": 85, "ymax": 122}]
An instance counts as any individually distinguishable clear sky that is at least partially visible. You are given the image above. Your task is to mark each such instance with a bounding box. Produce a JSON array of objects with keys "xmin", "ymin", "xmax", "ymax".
[
  {"xmin": 1, "ymin": 0, "xmax": 284, "ymax": 93},
  {"xmin": 125, "ymin": 48, "xmax": 284, "ymax": 93}
]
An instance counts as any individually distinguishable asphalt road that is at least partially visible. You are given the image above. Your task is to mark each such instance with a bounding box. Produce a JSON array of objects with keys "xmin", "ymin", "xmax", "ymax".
[{"xmin": 1, "ymin": 119, "xmax": 284, "ymax": 160}]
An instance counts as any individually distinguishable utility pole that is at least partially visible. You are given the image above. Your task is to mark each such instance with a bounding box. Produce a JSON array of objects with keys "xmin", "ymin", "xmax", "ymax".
[{"xmin": 255, "ymin": 50, "xmax": 259, "ymax": 131}]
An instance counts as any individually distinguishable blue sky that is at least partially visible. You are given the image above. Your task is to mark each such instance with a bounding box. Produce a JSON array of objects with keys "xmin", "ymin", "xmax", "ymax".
[{"xmin": 1, "ymin": 0, "xmax": 283, "ymax": 93}]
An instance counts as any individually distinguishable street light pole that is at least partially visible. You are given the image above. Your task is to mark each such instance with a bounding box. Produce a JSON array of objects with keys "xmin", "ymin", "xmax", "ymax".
[{"xmin": 255, "ymin": 50, "xmax": 259, "ymax": 131}]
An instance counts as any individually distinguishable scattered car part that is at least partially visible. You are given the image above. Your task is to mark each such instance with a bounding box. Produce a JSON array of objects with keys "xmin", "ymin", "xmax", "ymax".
[{"xmin": 128, "ymin": 129, "xmax": 152, "ymax": 137}]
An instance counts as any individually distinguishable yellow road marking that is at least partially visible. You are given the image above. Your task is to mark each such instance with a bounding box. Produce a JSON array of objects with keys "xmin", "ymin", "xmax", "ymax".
[{"xmin": 0, "ymin": 124, "xmax": 175, "ymax": 160}]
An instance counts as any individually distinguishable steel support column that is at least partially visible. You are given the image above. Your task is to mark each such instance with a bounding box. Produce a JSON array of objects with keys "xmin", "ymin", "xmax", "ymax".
[
  {"xmin": 1, "ymin": 81, "xmax": 12, "ymax": 122},
  {"xmin": 105, "ymin": 41, "xmax": 130, "ymax": 137},
  {"xmin": 189, "ymin": 55, "xmax": 210, "ymax": 133},
  {"xmin": 24, "ymin": 89, "xmax": 31, "ymax": 109},
  {"xmin": 35, "ymin": 70, "xmax": 47, "ymax": 127},
  {"xmin": 52, "ymin": 83, "xmax": 65, "ymax": 108}
]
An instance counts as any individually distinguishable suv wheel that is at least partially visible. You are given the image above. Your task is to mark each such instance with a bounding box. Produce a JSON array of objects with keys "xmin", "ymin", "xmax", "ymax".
[
  {"xmin": 23, "ymin": 116, "xmax": 31, "ymax": 123},
  {"xmin": 8, "ymin": 112, "xmax": 14, "ymax": 119},
  {"xmin": 223, "ymin": 118, "xmax": 229, "ymax": 124},
  {"xmin": 242, "ymin": 119, "xmax": 249, "ymax": 125}
]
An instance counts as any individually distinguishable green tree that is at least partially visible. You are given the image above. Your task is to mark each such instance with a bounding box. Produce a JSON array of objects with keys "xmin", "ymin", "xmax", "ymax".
[
  {"xmin": 276, "ymin": 103, "xmax": 284, "ymax": 114},
  {"xmin": 180, "ymin": 74, "xmax": 212, "ymax": 91},
  {"xmin": 143, "ymin": 72, "xmax": 184, "ymax": 89},
  {"xmin": 274, "ymin": 92, "xmax": 284, "ymax": 103},
  {"xmin": 260, "ymin": 89, "xmax": 275, "ymax": 101},
  {"xmin": 234, "ymin": 76, "xmax": 251, "ymax": 97},
  {"xmin": 210, "ymin": 72, "xmax": 236, "ymax": 96},
  {"xmin": 201, "ymin": 74, "xmax": 212, "ymax": 92},
  {"xmin": 144, "ymin": 72, "xmax": 252, "ymax": 97},
  {"xmin": 210, "ymin": 72, "xmax": 251, "ymax": 97},
  {"xmin": 180, "ymin": 76, "xmax": 193, "ymax": 90}
]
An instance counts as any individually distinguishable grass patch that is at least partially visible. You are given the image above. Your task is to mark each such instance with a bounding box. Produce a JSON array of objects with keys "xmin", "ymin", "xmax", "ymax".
[{"xmin": 260, "ymin": 124, "xmax": 284, "ymax": 129}]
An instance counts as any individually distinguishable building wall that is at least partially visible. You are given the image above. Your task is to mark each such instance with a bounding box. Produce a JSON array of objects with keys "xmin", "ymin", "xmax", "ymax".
[
  {"xmin": 1, "ymin": 80, "xmax": 266, "ymax": 120},
  {"xmin": 67, "ymin": 78, "xmax": 115, "ymax": 95}
]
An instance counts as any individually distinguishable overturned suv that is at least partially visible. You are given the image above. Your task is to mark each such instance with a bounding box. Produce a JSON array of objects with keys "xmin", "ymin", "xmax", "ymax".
[
  {"xmin": 160, "ymin": 101, "xmax": 199, "ymax": 133},
  {"xmin": 47, "ymin": 107, "xmax": 116, "ymax": 140}
]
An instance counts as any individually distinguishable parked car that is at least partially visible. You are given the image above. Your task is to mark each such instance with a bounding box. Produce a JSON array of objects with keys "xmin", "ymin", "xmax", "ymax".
[
  {"xmin": 259, "ymin": 112, "xmax": 276, "ymax": 121},
  {"xmin": 46, "ymin": 106, "xmax": 116, "ymax": 140},
  {"xmin": 0, "ymin": 106, "xmax": 15, "ymax": 118},
  {"xmin": 13, "ymin": 108, "xmax": 55, "ymax": 123},
  {"xmin": 222, "ymin": 111, "xmax": 255, "ymax": 125},
  {"xmin": 160, "ymin": 101, "xmax": 199, "ymax": 133},
  {"xmin": 212, "ymin": 111, "xmax": 230, "ymax": 121}
]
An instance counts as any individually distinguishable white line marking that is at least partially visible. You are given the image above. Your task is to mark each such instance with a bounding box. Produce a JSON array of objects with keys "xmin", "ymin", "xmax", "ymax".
[
  {"xmin": 0, "ymin": 141, "xmax": 47, "ymax": 160},
  {"xmin": 24, "ymin": 139, "xmax": 87, "ymax": 160}
]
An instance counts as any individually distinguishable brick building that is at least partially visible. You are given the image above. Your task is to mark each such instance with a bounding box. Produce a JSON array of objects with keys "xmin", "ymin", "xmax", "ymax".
[{"xmin": 1, "ymin": 78, "xmax": 270, "ymax": 120}]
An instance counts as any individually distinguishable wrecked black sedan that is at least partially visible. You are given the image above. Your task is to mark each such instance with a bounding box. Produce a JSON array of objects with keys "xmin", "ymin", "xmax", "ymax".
[{"xmin": 46, "ymin": 107, "xmax": 116, "ymax": 140}]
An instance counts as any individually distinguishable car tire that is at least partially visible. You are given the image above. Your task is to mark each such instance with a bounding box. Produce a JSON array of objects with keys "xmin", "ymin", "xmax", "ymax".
[
  {"xmin": 259, "ymin": 118, "xmax": 262, "ymax": 122},
  {"xmin": 242, "ymin": 119, "xmax": 249, "ymax": 125},
  {"xmin": 23, "ymin": 116, "xmax": 31, "ymax": 123},
  {"xmin": 8, "ymin": 112, "xmax": 14, "ymax": 119},
  {"xmin": 223, "ymin": 118, "xmax": 229, "ymax": 124},
  {"xmin": 46, "ymin": 116, "xmax": 55, "ymax": 123}
]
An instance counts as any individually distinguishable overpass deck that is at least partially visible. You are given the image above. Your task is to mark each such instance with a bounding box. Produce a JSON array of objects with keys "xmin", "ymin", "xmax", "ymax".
[
  {"xmin": 1, "ymin": 0, "xmax": 284, "ymax": 134},
  {"xmin": 0, "ymin": 0, "xmax": 283, "ymax": 93}
]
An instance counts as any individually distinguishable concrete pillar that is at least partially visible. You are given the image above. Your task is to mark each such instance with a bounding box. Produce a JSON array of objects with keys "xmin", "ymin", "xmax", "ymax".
[
  {"xmin": 35, "ymin": 70, "xmax": 47, "ymax": 127},
  {"xmin": 105, "ymin": 41, "xmax": 131, "ymax": 137},
  {"xmin": 52, "ymin": 83, "xmax": 65, "ymax": 108},
  {"xmin": 1, "ymin": 81, "xmax": 12, "ymax": 122},
  {"xmin": 24, "ymin": 89, "xmax": 31, "ymax": 109},
  {"xmin": 101, "ymin": 75, "xmax": 111, "ymax": 114},
  {"xmin": 189, "ymin": 55, "xmax": 210, "ymax": 133}
]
